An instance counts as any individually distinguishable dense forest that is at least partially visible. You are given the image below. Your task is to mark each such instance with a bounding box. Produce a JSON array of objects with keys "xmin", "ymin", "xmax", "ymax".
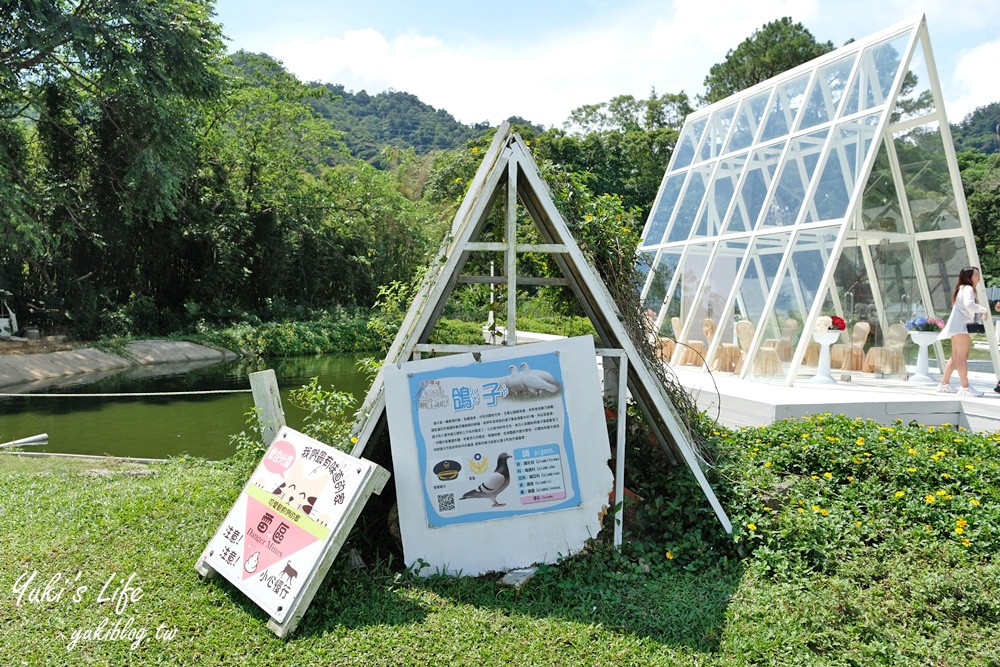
[{"xmin": 0, "ymin": 5, "xmax": 997, "ymax": 340}]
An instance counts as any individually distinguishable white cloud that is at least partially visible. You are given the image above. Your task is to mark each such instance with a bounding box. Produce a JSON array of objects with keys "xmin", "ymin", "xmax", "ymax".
[
  {"xmin": 258, "ymin": 1, "xmax": 993, "ymax": 128},
  {"xmin": 948, "ymin": 37, "xmax": 1000, "ymax": 122}
]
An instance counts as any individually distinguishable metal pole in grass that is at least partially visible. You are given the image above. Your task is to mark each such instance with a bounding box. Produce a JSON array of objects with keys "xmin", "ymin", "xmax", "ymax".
[{"xmin": 0, "ymin": 433, "xmax": 48, "ymax": 449}]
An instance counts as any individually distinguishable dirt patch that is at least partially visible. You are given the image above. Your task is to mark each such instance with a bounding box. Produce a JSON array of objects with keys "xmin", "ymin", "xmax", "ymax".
[{"xmin": 0, "ymin": 339, "xmax": 80, "ymax": 355}]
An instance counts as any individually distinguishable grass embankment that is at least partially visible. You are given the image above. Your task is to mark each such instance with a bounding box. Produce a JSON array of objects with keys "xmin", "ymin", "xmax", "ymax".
[{"xmin": 2, "ymin": 414, "xmax": 999, "ymax": 666}]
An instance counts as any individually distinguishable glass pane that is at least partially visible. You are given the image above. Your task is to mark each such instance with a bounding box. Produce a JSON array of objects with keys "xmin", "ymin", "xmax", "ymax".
[
  {"xmin": 894, "ymin": 122, "xmax": 961, "ymax": 233},
  {"xmin": 738, "ymin": 232, "xmax": 793, "ymax": 330},
  {"xmin": 890, "ymin": 34, "xmax": 936, "ymax": 124},
  {"xmin": 641, "ymin": 173, "xmax": 685, "ymax": 247},
  {"xmin": 842, "ymin": 32, "xmax": 912, "ymax": 116},
  {"xmin": 871, "ymin": 241, "xmax": 921, "ymax": 324},
  {"xmin": 642, "ymin": 247, "xmax": 684, "ymax": 323},
  {"xmin": 734, "ymin": 232, "xmax": 793, "ymax": 375},
  {"xmin": 671, "ymin": 116, "xmax": 709, "ymax": 170},
  {"xmin": 919, "ymin": 236, "xmax": 971, "ymax": 317},
  {"xmin": 860, "ymin": 141, "xmax": 907, "ymax": 234},
  {"xmin": 727, "ymin": 90, "xmax": 772, "ymax": 153},
  {"xmin": 698, "ymin": 104, "xmax": 737, "ymax": 163},
  {"xmin": 748, "ymin": 227, "xmax": 839, "ymax": 380},
  {"xmin": 832, "ymin": 243, "xmax": 875, "ymax": 340},
  {"xmin": 760, "ymin": 73, "xmax": 811, "ymax": 141},
  {"xmin": 799, "ymin": 54, "xmax": 857, "ymax": 129},
  {"xmin": 703, "ymin": 237, "xmax": 750, "ymax": 370},
  {"xmin": 693, "ymin": 153, "xmax": 745, "ymax": 238},
  {"xmin": 760, "ymin": 130, "xmax": 828, "ymax": 228},
  {"xmin": 806, "ymin": 113, "xmax": 879, "ymax": 223},
  {"xmin": 676, "ymin": 242, "xmax": 717, "ymax": 345},
  {"xmin": 666, "ymin": 166, "xmax": 711, "ymax": 243},
  {"xmin": 725, "ymin": 142, "xmax": 784, "ymax": 233}
]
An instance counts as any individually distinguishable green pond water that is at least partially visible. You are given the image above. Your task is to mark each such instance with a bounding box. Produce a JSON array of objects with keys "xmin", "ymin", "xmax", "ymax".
[{"xmin": 0, "ymin": 355, "xmax": 370, "ymax": 460}]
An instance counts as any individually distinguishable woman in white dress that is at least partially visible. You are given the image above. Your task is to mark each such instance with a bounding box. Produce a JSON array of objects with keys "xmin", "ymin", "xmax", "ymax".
[{"xmin": 937, "ymin": 267, "xmax": 989, "ymax": 397}]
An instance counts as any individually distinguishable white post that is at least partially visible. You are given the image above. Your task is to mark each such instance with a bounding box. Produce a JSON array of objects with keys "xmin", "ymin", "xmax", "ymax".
[{"xmin": 249, "ymin": 369, "xmax": 285, "ymax": 446}]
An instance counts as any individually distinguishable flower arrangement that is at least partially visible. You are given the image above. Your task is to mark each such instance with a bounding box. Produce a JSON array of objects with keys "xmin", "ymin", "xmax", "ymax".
[
  {"xmin": 904, "ymin": 316, "xmax": 945, "ymax": 332},
  {"xmin": 814, "ymin": 315, "xmax": 847, "ymax": 332}
]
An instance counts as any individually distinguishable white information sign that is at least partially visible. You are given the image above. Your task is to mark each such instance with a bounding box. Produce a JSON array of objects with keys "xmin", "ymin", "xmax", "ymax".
[
  {"xmin": 197, "ymin": 427, "xmax": 388, "ymax": 635},
  {"xmin": 385, "ymin": 336, "xmax": 613, "ymax": 576}
]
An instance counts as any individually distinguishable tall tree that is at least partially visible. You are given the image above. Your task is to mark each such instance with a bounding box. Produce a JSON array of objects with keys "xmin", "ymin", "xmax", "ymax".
[
  {"xmin": 0, "ymin": 0, "xmax": 225, "ymax": 333},
  {"xmin": 701, "ymin": 17, "xmax": 834, "ymax": 104}
]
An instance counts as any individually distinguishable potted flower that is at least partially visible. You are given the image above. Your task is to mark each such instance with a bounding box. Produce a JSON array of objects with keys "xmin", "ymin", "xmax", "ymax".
[
  {"xmin": 813, "ymin": 315, "xmax": 846, "ymax": 345},
  {"xmin": 903, "ymin": 316, "xmax": 945, "ymax": 332},
  {"xmin": 810, "ymin": 315, "xmax": 847, "ymax": 384},
  {"xmin": 904, "ymin": 317, "xmax": 944, "ymax": 384}
]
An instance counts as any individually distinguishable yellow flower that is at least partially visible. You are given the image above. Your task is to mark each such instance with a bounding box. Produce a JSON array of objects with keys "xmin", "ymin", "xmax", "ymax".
[
  {"xmin": 747, "ymin": 523, "xmax": 757, "ymax": 531},
  {"xmin": 471, "ymin": 146, "xmax": 479, "ymax": 153},
  {"xmin": 802, "ymin": 433, "xmax": 809, "ymax": 439},
  {"xmin": 962, "ymin": 539, "xmax": 971, "ymax": 547},
  {"xmin": 907, "ymin": 467, "xmax": 917, "ymax": 473},
  {"xmin": 855, "ymin": 521, "xmax": 862, "ymax": 526},
  {"xmin": 856, "ymin": 437, "xmax": 864, "ymax": 445},
  {"xmin": 764, "ymin": 461, "xmax": 772, "ymax": 468},
  {"xmin": 966, "ymin": 465, "xmax": 975, "ymax": 470},
  {"xmin": 908, "ymin": 448, "xmax": 917, "ymax": 455},
  {"xmin": 763, "ymin": 506, "xmax": 773, "ymax": 512},
  {"xmin": 812, "ymin": 505, "xmax": 821, "ymax": 512},
  {"xmin": 956, "ymin": 518, "xmax": 968, "ymax": 528},
  {"xmin": 942, "ymin": 473, "xmax": 952, "ymax": 479},
  {"xmin": 665, "ymin": 551, "xmax": 674, "ymax": 560},
  {"xmin": 350, "ymin": 436, "xmax": 358, "ymax": 444},
  {"xmin": 895, "ymin": 491, "xmax": 906, "ymax": 498},
  {"xmin": 970, "ymin": 499, "xmax": 981, "ymax": 507},
  {"xmin": 955, "ymin": 527, "xmax": 964, "ymax": 535},
  {"xmin": 454, "ymin": 177, "xmax": 462, "ymax": 183},
  {"xmin": 820, "ymin": 509, "xmax": 829, "ymax": 517},
  {"xmin": 798, "ymin": 508, "xmax": 805, "ymax": 513},
  {"xmin": 823, "ymin": 472, "xmax": 833, "ymax": 479},
  {"xmin": 936, "ymin": 489, "xmax": 946, "ymax": 496},
  {"xmin": 810, "ymin": 475, "xmax": 819, "ymax": 480},
  {"xmin": 925, "ymin": 495, "xmax": 936, "ymax": 504}
]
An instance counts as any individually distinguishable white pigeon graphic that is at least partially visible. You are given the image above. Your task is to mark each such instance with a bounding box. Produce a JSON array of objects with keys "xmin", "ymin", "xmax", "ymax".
[
  {"xmin": 500, "ymin": 364, "xmax": 526, "ymax": 396},
  {"xmin": 460, "ymin": 452, "xmax": 512, "ymax": 507},
  {"xmin": 518, "ymin": 362, "xmax": 561, "ymax": 395}
]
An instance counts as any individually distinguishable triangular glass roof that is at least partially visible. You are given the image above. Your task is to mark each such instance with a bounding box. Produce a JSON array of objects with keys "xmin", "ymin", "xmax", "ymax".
[{"xmin": 639, "ymin": 16, "xmax": 1000, "ymax": 385}]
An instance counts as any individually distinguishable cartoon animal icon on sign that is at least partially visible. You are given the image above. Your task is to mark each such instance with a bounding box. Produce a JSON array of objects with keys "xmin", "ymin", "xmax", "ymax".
[
  {"xmin": 460, "ymin": 452, "xmax": 512, "ymax": 507},
  {"xmin": 279, "ymin": 561, "xmax": 298, "ymax": 584}
]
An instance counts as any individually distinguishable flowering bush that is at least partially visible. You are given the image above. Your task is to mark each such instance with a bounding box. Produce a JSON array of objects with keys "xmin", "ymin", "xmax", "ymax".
[
  {"xmin": 814, "ymin": 315, "xmax": 847, "ymax": 332},
  {"xmin": 904, "ymin": 316, "xmax": 945, "ymax": 332}
]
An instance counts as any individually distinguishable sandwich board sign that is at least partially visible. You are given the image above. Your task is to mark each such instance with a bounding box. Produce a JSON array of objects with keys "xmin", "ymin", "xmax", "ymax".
[
  {"xmin": 196, "ymin": 427, "xmax": 389, "ymax": 637},
  {"xmin": 384, "ymin": 335, "xmax": 612, "ymax": 576}
]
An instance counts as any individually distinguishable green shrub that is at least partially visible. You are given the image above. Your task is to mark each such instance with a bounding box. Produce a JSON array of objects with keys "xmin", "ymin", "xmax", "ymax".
[{"xmin": 193, "ymin": 313, "xmax": 383, "ymax": 357}]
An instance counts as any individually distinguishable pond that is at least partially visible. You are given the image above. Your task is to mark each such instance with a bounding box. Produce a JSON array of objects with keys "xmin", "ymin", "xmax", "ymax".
[{"xmin": 0, "ymin": 355, "xmax": 371, "ymax": 461}]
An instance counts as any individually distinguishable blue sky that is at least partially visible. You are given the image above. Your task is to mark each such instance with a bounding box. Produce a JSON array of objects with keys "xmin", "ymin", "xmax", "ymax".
[{"xmin": 214, "ymin": 0, "xmax": 998, "ymax": 128}]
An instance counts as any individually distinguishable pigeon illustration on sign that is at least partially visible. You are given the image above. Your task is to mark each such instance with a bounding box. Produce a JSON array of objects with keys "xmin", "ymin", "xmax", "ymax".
[
  {"xmin": 518, "ymin": 362, "xmax": 561, "ymax": 395},
  {"xmin": 501, "ymin": 364, "xmax": 526, "ymax": 396},
  {"xmin": 460, "ymin": 452, "xmax": 512, "ymax": 507}
]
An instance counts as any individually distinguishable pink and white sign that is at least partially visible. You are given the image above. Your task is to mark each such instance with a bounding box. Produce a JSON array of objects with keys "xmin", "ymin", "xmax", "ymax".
[{"xmin": 198, "ymin": 428, "xmax": 364, "ymax": 623}]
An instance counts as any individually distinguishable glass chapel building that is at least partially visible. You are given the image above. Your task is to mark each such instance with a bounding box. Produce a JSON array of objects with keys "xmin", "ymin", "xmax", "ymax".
[{"xmin": 638, "ymin": 16, "xmax": 1000, "ymax": 385}]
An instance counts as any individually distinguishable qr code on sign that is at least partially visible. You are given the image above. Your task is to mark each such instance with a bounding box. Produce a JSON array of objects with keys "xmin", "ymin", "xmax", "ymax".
[{"xmin": 437, "ymin": 493, "xmax": 455, "ymax": 512}]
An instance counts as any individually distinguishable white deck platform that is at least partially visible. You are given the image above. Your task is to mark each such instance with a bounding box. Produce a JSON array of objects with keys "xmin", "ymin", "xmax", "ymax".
[{"xmin": 673, "ymin": 365, "xmax": 1000, "ymax": 434}]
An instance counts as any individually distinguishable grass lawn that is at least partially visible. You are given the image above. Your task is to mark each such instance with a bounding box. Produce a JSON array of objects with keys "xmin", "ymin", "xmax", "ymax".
[{"xmin": 2, "ymin": 413, "xmax": 999, "ymax": 666}]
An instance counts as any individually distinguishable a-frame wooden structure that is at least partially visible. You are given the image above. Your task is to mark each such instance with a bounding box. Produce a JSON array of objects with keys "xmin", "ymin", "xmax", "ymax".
[{"xmin": 350, "ymin": 122, "xmax": 732, "ymax": 535}]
